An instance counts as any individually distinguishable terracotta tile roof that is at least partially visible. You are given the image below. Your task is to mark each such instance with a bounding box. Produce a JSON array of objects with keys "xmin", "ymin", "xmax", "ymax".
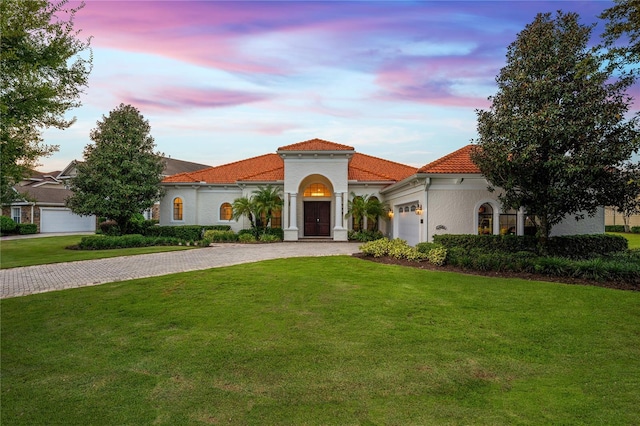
[
  {"xmin": 278, "ymin": 138, "xmax": 354, "ymax": 151},
  {"xmin": 162, "ymin": 139, "xmax": 425, "ymax": 185},
  {"xmin": 418, "ymin": 145, "xmax": 481, "ymax": 174},
  {"xmin": 349, "ymin": 153, "xmax": 417, "ymax": 182},
  {"xmin": 162, "ymin": 154, "xmax": 283, "ymax": 184}
]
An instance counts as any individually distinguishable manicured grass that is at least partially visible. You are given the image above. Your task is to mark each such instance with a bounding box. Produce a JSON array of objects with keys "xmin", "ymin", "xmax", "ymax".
[
  {"xmin": 0, "ymin": 235, "xmax": 193, "ymax": 269},
  {"xmin": 609, "ymin": 231, "xmax": 640, "ymax": 249},
  {"xmin": 2, "ymin": 257, "xmax": 639, "ymax": 425}
]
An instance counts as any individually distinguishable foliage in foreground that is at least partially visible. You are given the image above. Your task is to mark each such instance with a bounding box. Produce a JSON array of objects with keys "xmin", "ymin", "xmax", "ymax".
[
  {"xmin": 0, "ymin": 0, "xmax": 92, "ymax": 204},
  {"xmin": 2, "ymin": 257, "xmax": 639, "ymax": 425}
]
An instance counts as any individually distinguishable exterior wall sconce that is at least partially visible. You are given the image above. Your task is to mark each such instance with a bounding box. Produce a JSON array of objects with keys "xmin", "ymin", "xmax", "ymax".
[
  {"xmin": 388, "ymin": 210, "xmax": 394, "ymax": 219},
  {"xmin": 415, "ymin": 205, "xmax": 423, "ymax": 215}
]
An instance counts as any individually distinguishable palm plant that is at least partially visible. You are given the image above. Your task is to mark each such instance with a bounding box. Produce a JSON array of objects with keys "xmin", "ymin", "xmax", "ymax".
[
  {"xmin": 232, "ymin": 196, "xmax": 257, "ymax": 230},
  {"xmin": 345, "ymin": 192, "xmax": 389, "ymax": 231},
  {"xmin": 252, "ymin": 184, "xmax": 283, "ymax": 229}
]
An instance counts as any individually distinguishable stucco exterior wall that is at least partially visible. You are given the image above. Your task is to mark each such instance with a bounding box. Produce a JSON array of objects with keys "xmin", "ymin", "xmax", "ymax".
[{"xmin": 551, "ymin": 209, "xmax": 605, "ymax": 236}]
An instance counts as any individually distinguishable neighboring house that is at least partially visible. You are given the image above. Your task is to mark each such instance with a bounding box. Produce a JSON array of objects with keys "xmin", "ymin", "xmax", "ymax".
[
  {"xmin": 605, "ymin": 206, "xmax": 640, "ymax": 228},
  {"xmin": 2, "ymin": 157, "xmax": 210, "ymax": 233},
  {"xmin": 160, "ymin": 138, "xmax": 604, "ymax": 244}
]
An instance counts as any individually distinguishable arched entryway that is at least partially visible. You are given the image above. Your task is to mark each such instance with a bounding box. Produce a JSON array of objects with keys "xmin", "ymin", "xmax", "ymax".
[{"xmin": 301, "ymin": 179, "xmax": 332, "ymax": 237}]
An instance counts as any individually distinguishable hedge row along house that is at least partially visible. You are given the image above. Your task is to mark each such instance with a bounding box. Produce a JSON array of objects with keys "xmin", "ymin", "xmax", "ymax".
[{"xmin": 160, "ymin": 139, "xmax": 604, "ymax": 245}]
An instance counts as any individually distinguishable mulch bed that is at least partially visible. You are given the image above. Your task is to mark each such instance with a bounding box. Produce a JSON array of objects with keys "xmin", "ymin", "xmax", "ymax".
[{"xmin": 352, "ymin": 253, "xmax": 639, "ymax": 292}]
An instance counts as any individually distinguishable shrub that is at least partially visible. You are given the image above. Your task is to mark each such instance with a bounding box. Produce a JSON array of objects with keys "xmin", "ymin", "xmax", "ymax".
[
  {"xmin": 632, "ymin": 226, "xmax": 640, "ymax": 234},
  {"xmin": 360, "ymin": 238, "xmax": 426, "ymax": 262},
  {"xmin": 426, "ymin": 246, "xmax": 448, "ymax": 266},
  {"xmin": 605, "ymin": 225, "xmax": 626, "ymax": 233},
  {"xmin": 238, "ymin": 233, "xmax": 257, "ymax": 243},
  {"xmin": 143, "ymin": 225, "xmax": 204, "ymax": 241},
  {"xmin": 546, "ymin": 234, "xmax": 628, "ymax": 259},
  {"xmin": 77, "ymin": 235, "xmax": 182, "ymax": 250},
  {"xmin": 1, "ymin": 216, "xmax": 17, "ymax": 234},
  {"xmin": 17, "ymin": 223, "xmax": 38, "ymax": 235},
  {"xmin": 259, "ymin": 233, "xmax": 281, "ymax": 243},
  {"xmin": 99, "ymin": 220, "xmax": 121, "ymax": 236},
  {"xmin": 203, "ymin": 230, "xmax": 238, "ymax": 242},
  {"xmin": 258, "ymin": 227, "xmax": 284, "ymax": 240},
  {"xmin": 433, "ymin": 234, "xmax": 538, "ymax": 253}
]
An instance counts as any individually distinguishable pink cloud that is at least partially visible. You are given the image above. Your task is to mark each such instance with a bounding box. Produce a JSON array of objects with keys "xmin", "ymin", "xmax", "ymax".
[{"xmin": 120, "ymin": 86, "xmax": 272, "ymax": 113}]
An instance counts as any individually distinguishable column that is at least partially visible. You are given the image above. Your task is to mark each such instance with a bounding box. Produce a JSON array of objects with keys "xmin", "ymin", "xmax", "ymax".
[
  {"xmin": 289, "ymin": 193, "xmax": 298, "ymax": 229},
  {"xmin": 334, "ymin": 192, "xmax": 344, "ymax": 229},
  {"xmin": 283, "ymin": 192, "xmax": 289, "ymax": 229}
]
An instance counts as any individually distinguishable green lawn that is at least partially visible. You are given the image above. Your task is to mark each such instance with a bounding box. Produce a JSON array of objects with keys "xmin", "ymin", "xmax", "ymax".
[
  {"xmin": 2, "ymin": 257, "xmax": 639, "ymax": 425},
  {"xmin": 0, "ymin": 235, "xmax": 193, "ymax": 269}
]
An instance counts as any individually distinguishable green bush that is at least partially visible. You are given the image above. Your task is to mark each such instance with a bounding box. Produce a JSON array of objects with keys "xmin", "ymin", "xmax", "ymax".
[
  {"xmin": 434, "ymin": 233, "xmax": 627, "ymax": 259},
  {"xmin": 433, "ymin": 234, "xmax": 538, "ymax": 253},
  {"xmin": 426, "ymin": 246, "xmax": 448, "ymax": 266},
  {"xmin": 360, "ymin": 238, "xmax": 426, "ymax": 262},
  {"xmin": 259, "ymin": 233, "xmax": 281, "ymax": 243},
  {"xmin": 143, "ymin": 225, "xmax": 203, "ymax": 240},
  {"xmin": 238, "ymin": 233, "xmax": 257, "ymax": 243},
  {"xmin": 605, "ymin": 225, "xmax": 626, "ymax": 233},
  {"xmin": 203, "ymin": 230, "xmax": 238, "ymax": 242},
  {"xmin": 17, "ymin": 223, "xmax": 38, "ymax": 235},
  {"xmin": 77, "ymin": 235, "xmax": 182, "ymax": 250},
  {"xmin": 99, "ymin": 220, "xmax": 121, "ymax": 236},
  {"xmin": 1, "ymin": 216, "xmax": 17, "ymax": 234},
  {"xmin": 632, "ymin": 227, "xmax": 640, "ymax": 234},
  {"xmin": 546, "ymin": 234, "xmax": 628, "ymax": 259}
]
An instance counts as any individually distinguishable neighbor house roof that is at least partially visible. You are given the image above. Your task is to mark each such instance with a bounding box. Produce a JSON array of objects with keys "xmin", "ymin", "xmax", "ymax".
[
  {"xmin": 417, "ymin": 145, "xmax": 481, "ymax": 174},
  {"xmin": 13, "ymin": 186, "xmax": 73, "ymax": 205},
  {"xmin": 162, "ymin": 157, "xmax": 211, "ymax": 176},
  {"xmin": 162, "ymin": 139, "xmax": 418, "ymax": 185}
]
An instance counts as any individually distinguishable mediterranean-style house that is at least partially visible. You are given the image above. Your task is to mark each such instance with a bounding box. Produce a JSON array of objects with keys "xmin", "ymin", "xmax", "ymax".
[
  {"xmin": 2, "ymin": 157, "xmax": 211, "ymax": 233},
  {"xmin": 160, "ymin": 138, "xmax": 604, "ymax": 244}
]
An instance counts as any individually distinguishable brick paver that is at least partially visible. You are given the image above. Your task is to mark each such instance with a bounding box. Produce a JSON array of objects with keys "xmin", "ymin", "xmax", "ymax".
[{"xmin": 0, "ymin": 242, "xmax": 361, "ymax": 299}]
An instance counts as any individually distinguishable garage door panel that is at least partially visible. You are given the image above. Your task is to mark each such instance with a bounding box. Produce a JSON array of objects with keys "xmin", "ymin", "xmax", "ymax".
[
  {"xmin": 41, "ymin": 208, "xmax": 96, "ymax": 233},
  {"xmin": 397, "ymin": 211, "xmax": 419, "ymax": 246}
]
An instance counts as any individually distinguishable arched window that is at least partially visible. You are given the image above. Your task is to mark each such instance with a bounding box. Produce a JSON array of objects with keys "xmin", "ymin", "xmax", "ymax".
[
  {"xmin": 220, "ymin": 202, "xmax": 232, "ymax": 221},
  {"xmin": 478, "ymin": 203, "xmax": 493, "ymax": 235},
  {"xmin": 173, "ymin": 197, "xmax": 183, "ymax": 221},
  {"xmin": 303, "ymin": 183, "xmax": 331, "ymax": 197}
]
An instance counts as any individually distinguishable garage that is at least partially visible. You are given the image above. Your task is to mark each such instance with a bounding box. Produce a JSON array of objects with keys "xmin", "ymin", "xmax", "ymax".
[
  {"xmin": 396, "ymin": 204, "xmax": 420, "ymax": 246},
  {"xmin": 40, "ymin": 208, "xmax": 96, "ymax": 233}
]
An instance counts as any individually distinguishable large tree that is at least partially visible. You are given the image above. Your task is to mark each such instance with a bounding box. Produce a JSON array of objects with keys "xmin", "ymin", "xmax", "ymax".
[
  {"xmin": 66, "ymin": 104, "xmax": 164, "ymax": 234},
  {"xmin": 471, "ymin": 11, "xmax": 640, "ymax": 245},
  {"xmin": 0, "ymin": 0, "xmax": 92, "ymax": 203}
]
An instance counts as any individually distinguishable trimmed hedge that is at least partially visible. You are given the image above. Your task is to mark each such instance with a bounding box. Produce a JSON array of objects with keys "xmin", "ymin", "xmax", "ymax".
[
  {"xmin": 203, "ymin": 229, "xmax": 238, "ymax": 242},
  {"xmin": 17, "ymin": 223, "xmax": 38, "ymax": 235},
  {"xmin": 605, "ymin": 225, "xmax": 626, "ymax": 233},
  {"xmin": 348, "ymin": 230, "xmax": 384, "ymax": 242},
  {"xmin": 433, "ymin": 234, "xmax": 627, "ymax": 259},
  {"xmin": 632, "ymin": 227, "xmax": 640, "ymax": 234},
  {"xmin": 77, "ymin": 235, "xmax": 183, "ymax": 250},
  {"xmin": 143, "ymin": 225, "xmax": 231, "ymax": 240}
]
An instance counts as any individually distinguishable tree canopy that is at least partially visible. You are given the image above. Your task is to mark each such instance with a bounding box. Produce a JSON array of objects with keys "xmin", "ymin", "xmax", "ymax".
[
  {"xmin": 0, "ymin": 0, "xmax": 92, "ymax": 203},
  {"xmin": 600, "ymin": 0, "xmax": 640, "ymax": 66},
  {"xmin": 66, "ymin": 104, "xmax": 164, "ymax": 234},
  {"xmin": 471, "ymin": 11, "xmax": 640, "ymax": 243}
]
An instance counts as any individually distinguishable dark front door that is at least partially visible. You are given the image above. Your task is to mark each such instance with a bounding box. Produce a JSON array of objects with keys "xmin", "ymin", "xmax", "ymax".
[{"xmin": 304, "ymin": 201, "xmax": 331, "ymax": 236}]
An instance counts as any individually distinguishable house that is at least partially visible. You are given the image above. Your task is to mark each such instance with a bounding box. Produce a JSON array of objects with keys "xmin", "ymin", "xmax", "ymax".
[
  {"xmin": 2, "ymin": 157, "xmax": 211, "ymax": 233},
  {"xmin": 159, "ymin": 138, "xmax": 604, "ymax": 244}
]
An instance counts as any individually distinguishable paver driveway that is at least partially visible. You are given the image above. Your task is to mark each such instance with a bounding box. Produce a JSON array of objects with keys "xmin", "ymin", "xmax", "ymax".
[{"xmin": 0, "ymin": 242, "xmax": 362, "ymax": 299}]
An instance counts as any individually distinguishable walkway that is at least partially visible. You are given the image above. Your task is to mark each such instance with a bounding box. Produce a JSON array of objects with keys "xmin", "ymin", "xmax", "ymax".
[{"xmin": 0, "ymin": 242, "xmax": 362, "ymax": 299}]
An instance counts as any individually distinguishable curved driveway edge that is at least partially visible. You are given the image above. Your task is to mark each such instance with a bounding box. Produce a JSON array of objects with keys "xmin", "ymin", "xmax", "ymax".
[{"xmin": 1, "ymin": 242, "xmax": 362, "ymax": 299}]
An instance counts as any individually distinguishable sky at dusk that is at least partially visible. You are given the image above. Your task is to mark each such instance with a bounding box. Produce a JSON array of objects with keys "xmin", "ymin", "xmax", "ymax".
[{"xmin": 40, "ymin": 0, "xmax": 635, "ymax": 173}]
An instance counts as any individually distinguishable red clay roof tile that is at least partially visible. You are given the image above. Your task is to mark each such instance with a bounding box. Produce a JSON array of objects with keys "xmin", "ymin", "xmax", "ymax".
[
  {"xmin": 418, "ymin": 145, "xmax": 481, "ymax": 174},
  {"xmin": 278, "ymin": 138, "xmax": 354, "ymax": 151}
]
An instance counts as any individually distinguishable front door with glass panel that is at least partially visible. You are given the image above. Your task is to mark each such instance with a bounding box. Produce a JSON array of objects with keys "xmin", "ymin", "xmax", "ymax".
[{"xmin": 304, "ymin": 201, "xmax": 331, "ymax": 236}]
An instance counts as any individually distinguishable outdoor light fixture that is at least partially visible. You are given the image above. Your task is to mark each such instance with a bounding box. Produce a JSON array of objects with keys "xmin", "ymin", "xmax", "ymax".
[
  {"xmin": 388, "ymin": 210, "xmax": 394, "ymax": 219},
  {"xmin": 415, "ymin": 205, "xmax": 423, "ymax": 215}
]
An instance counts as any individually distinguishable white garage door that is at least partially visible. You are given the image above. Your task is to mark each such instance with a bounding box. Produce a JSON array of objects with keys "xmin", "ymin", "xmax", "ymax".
[
  {"xmin": 397, "ymin": 207, "xmax": 420, "ymax": 246},
  {"xmin": 40, "ymin": 208, "xmax": 96, "ymax": 233}
]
